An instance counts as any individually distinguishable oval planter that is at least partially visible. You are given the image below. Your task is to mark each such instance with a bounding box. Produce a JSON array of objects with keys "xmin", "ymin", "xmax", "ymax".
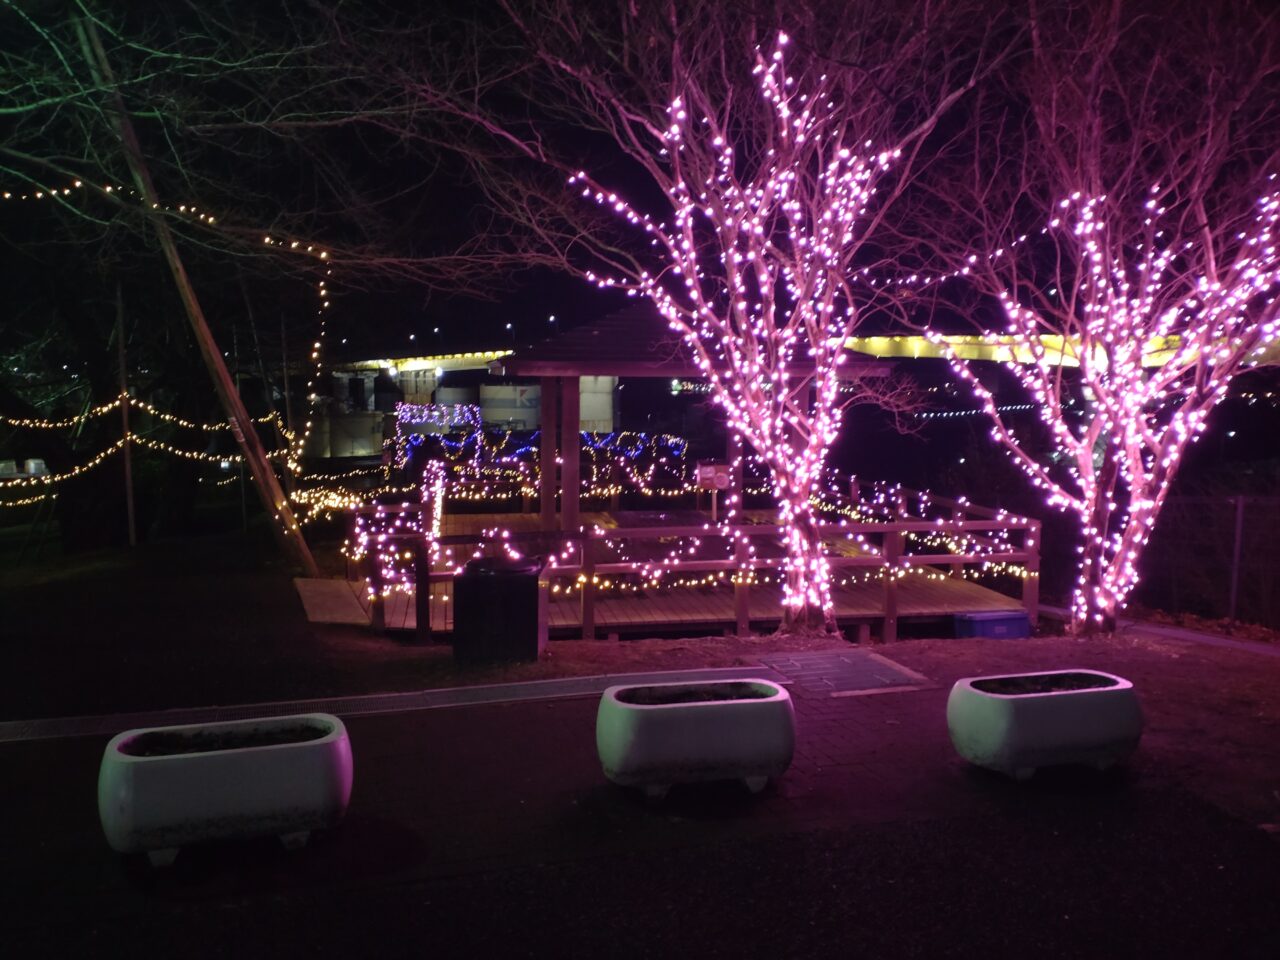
[
  {"xmin": 596, "ymin": 679, "xmax": 795, "ymax": 798},
  {"xmin": 946, "ymin": 669, "xmax": 1143, "ymax": 780},
  {"xmin": 98, "ymin": 713, "xmax": 354, "ymax": 866}
]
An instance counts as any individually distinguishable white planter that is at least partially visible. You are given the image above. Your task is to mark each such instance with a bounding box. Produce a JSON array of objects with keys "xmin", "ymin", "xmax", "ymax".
[
  {"xmin": 596, "ymin": 679, "xmax": 795, "ymax": 798},
  {"xmin": 946, "ymin": 669, "xmax": 1143, "ymax": 780},
  {"xmin": 98, "ymin": 713, "xmax": 354, "ymax": 866}
]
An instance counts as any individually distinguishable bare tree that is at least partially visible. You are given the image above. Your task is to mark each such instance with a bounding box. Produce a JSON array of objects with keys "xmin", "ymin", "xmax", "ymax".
[
  {"xmin": 344, "ymin": 0, "xmax": 1004, "ymax": 631},
  {"xmin": 904, "ymin": 0, "xmax": 1280, "ymax": 633}
]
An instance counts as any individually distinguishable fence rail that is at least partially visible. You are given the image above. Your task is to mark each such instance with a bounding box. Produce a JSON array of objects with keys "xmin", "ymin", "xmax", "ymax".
[{"xmin": 1137, "ymin": 495, "xmax": 1280, "ymax": 629}]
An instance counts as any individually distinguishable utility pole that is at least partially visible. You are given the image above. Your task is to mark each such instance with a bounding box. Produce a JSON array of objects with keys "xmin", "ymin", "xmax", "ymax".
[
  {"xmin": 281, "ymin": 315, "xmax": 294, "ymax": 438},
  {"xmin": 116, "ymin": 282, "xmax": 136, "ymax": 547},
  {"xmin": 79, "ymin": 19, "xmax": 319, "ymax": 576}
]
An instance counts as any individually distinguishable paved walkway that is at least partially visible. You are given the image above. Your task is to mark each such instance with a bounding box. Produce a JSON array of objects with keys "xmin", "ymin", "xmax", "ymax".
[
  {"xmin": 1040, "ymin": 604, "xmax": 1280, "ymax": 659},
  {"xmin": 0, "ymin": 665, "xmax": 788, "ymax": 744},
  {"xmin": 7, "ymin": 648, "xmax": 1280, "ymax": 958}
]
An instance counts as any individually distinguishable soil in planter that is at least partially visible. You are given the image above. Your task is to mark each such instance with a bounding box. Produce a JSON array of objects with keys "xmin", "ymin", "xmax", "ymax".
[
  {"xmin": 616, "ymin": 682, "xmax": 775, "ymax": 705},
  {"xmin": 972, "ymin": 672, "xmax": 1118, "ymax": 696},
  {"xmin": 120, "ymin": 723, "xmax": 331, "ymax": 757}
]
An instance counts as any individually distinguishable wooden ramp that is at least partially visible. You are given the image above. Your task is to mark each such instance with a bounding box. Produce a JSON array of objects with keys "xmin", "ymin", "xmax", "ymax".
[{"xmin": 294, "ymin": 577, "xmax": 371, "ymax": 626}]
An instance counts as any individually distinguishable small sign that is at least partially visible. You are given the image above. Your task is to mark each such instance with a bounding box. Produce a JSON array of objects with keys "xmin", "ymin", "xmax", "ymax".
[{"xmin": 696, "ymin": 461, "xmax": 731, "ymax": 491}]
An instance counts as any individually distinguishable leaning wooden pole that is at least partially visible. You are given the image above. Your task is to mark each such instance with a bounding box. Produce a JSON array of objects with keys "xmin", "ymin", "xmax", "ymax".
[{"xmin": 79, "ymin": 20, "xmax": 319, "ymax": 576}]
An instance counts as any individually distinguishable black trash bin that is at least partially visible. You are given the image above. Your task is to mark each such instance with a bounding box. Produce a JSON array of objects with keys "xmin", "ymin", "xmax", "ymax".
[{"xmin": 452, "ymin": 556, "xmax": 548, "ymax": 663}]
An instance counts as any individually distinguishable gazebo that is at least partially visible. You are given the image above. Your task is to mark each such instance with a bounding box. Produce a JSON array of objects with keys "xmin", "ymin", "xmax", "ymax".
[{"xmin": 319, "ymin": 306, "xmax": 1041, "ymax": 643}]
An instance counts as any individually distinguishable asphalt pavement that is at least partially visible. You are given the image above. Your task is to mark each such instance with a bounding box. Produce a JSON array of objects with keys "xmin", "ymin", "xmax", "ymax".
[{"xmin": 7, "ymin": 661, "xmax": 1280, "ymax": 959}]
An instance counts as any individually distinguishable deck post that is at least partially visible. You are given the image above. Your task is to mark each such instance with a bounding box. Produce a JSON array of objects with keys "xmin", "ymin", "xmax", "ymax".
[
  {"xmin": 580, "ymin": 532, "xmax": 597, "ymax": 640},
  {"xmin": 882, "ymin": 531, "xmax": 902, "ymax": 643},
  {"xmin": 414, "ymin": 548, "xmax": 431, "ymax": 642},
  {"xmin": 848, "ymin": 475, "xmax": 859, "ymax": 506},
  {"xmin": 560, "ymin": 377, "xmax": 581, "ymax": 534},
  {"xmin": 734, "ymin": 533, "xmax": 750, "ymax": 636},
  {"xmin": 368, "ymin": 545, "xmax": 386, "ymax": 632},
  {"xmin": 949, "ymin": 506, "xmax": 965, "ymax": 578},
  {"xmin": 539, "ymin": 377, "xmax": 559, "ymax": 531},
  {"xmin": 414, "ymin": 502, "xmax": 431, "ymax": 642},
  {"xmin": 1022, "ymin": 519, "xmax": 1041, "ymax": 625},
  {"xmin": 346, "ymin": 511, "xmax": 358, "ymax": 582}
]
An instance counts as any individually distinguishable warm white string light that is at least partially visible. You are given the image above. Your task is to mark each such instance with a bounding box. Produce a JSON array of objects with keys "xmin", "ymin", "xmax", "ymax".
[{"xmin": 2, "ymin": 172, "xmax": 337, "ymax": 504}]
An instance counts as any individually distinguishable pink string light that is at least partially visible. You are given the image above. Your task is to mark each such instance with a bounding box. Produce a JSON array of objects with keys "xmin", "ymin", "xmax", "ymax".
[
  {"xmin": 932, "ymin": 185, "xmax": 1280, "ymax": 631},
  {"xmin": 566, "ymin": 34, "xmax": 899, "ymax": 629}
]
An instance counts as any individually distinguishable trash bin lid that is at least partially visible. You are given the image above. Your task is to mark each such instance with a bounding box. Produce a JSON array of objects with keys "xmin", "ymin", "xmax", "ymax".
[{"xmin": 463, "ymin": 555, "xmax": 543, "ymax": 576}]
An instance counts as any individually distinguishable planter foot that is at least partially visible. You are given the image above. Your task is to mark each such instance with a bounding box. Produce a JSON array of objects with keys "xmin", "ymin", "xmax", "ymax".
[
  {"xmin": 742, "ymin": 775, "xmax": 769, "ymax": 794},
  {"xmin": 642, "ymin": 784, "xmax": 671, "ymax": 801},
  {"xmin": 279, "ymin": 830, "xmax": 311, "ymax": 851},
  {"xmin": 147, "ymin": 848, "xmax": 179, "ymax": 868},
  {"xmin": 1012, "ymin": 766, "xmax": 1036, "ymax": 782}
]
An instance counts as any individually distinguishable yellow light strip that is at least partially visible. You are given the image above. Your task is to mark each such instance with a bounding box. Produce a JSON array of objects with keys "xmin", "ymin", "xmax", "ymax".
[
  {"xmin": 844, "ymin": 333, "xmax": 1280, "ymax": 368},
  {"xmin": 0, "ymin": 439, "xmax": 126, "ymax": 488},
  {"xmin": 0, "ymin": 491, "xmax": 58, "ymax": 508}
]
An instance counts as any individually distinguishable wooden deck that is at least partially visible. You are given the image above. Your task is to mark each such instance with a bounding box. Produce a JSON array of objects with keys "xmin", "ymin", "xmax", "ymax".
[
  {"xmin": 356, "ymin": 507, "xmax": 1037, "ymax": 640},
  {"xmin": 378, "ymin": 571, "xmax": 1022, "ymax": 636}
]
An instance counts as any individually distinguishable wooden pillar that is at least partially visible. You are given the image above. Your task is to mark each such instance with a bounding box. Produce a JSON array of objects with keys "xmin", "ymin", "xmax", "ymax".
[
  {"xmin": 368, "ymin": 545, "xmax": 386, "ymax": 632},
  {"xmin": 882, "ymin": 531, "xmax": 903, "ymax": 643},
  {"xmin": 608, "ymin": 460, "xmax": 620, "ymax": 514},
  {"xmin": 560, "ymin": 376, "xmax": 581, "ymax": 533},
  {"xmin": 580, "ymin": 533, "xmax": 597, "ymax": 640},
  {"xmin": 734, "ymin": 534, "xmax": 750, "ymax": 636},
  {"xmin": 414, "ymin": 542, "xmax": 432, "ymax": 642},
  {"xmin": 1022, "ymin": 519, "xmax": 1041, "ymax": 626},
  {"xmin": 539, "ymin": 377, "xmax": 559, "ymax": 530},
  {"xmin": 949, "ymin": 506, "xmax": 965, "ymax": 578},
  {"xmin": 414, "ymin": 502, "xmax": 432, "ymax": 642}
]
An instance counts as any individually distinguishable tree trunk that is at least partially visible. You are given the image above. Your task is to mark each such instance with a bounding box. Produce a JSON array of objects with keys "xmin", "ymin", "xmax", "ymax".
[
  {"xmin": 778, "ymin": 497, "xmax": 837, "ymax": 634},
  {"xmin": 1072, "ymin": 449, "xmax": 1121, "ymax": 635},
  {"xmin": 1073, "ymin": 533, "xmax": 1119, "ymax": 635}
]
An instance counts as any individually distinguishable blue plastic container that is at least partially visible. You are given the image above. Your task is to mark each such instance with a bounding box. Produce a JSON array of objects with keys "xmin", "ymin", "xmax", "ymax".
[{"xmin": 954, "ymin": 610, "xmax": 1031, "ymax": 639}]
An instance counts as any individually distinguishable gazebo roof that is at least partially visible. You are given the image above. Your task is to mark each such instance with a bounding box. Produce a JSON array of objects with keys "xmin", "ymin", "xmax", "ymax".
[{"xmin": 489, "ymin": 304, "xmax": 892, "ymax": 379}]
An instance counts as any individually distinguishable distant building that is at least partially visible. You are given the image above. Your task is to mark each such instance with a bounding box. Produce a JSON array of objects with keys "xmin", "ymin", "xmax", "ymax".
[{"xmin": 306, "ymin": 349, "xmax": 615, "ymax": 459}]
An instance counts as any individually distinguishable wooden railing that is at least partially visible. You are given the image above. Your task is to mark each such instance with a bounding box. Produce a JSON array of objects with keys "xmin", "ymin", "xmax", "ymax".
[
  {"xmin": 347, "ymin": 490, "xmax": 1040, "ymax": 643},
  {"xmin": 561, "ymin": 516, "xmax": 1039, "ymax": 643}
]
